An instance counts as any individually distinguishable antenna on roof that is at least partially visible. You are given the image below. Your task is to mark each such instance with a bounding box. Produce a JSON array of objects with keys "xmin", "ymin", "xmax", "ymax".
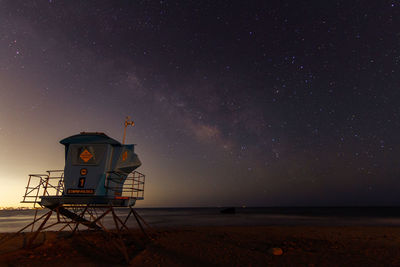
[{"xmin": 123, "ymin": 116, "xmax": 135, "ymax": 144}]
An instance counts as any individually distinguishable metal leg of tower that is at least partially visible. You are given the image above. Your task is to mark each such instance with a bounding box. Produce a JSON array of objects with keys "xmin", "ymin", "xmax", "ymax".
[
  {"xmin": 132, "ymin": 208, "xmax": 154, "ymax": 231},
  {"xmin": 121, "ymin": 209, "xmax": 133, "ymax": 231},
  {"xmin": 31, "ymin": 209, "xmax": 39, "ymax": 232},
  {"xmin": 110, "ymin": 207, "xmax": 130, "ymax": 263},
  {"xmin": 1, "ymin": 205, "xmax": 154, "ymax": 264},
  {"xmin": 86, "ymin": 209, "xmax": 105, "ymax": 229},
  {"xmin": 130, "ymin": 207, "xmax": 150, "ymax": 240},
  {"xmin": 26, "ymin": 210, "xmax": 53, "ymax": 247},
  {"xmin": 71, "ymin": 206, "xmax": 88, "ymax": 236},
  {"xmin": 132, "ymin": 207, "xmax": 157, "ymax": 239}
]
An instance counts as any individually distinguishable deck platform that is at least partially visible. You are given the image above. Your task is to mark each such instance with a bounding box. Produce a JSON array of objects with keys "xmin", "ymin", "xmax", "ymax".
[{"xmin": 40, "ymin": 195, "xmax": 138, "ymax": 207}]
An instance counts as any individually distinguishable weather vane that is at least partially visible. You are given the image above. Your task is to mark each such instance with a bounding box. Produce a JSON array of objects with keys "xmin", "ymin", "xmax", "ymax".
[{"xmin": 123, "ymin": 116, "xmax": 135, "ymax": 144}]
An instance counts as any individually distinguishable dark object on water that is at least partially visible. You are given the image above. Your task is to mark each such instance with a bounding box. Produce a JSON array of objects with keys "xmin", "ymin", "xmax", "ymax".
[{"xmin": 220, "ymin": 207, "xmax": 236, "ymax": 214}]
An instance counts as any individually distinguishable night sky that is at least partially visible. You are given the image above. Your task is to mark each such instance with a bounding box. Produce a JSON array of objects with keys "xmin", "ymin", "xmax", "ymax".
[{"xmin": 1, "ymin": 1, "xmax": 399, "ymax": 207}]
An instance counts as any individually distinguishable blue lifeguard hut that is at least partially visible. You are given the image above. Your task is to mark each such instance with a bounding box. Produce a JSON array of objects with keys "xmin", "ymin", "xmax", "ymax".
[
  {"xmin": 40, "ymin": 131, "xmax": 143, "ymax": 207},
  {"xmin": 11, "ymin": 118, "xmax": 151, "ymax": 260}
]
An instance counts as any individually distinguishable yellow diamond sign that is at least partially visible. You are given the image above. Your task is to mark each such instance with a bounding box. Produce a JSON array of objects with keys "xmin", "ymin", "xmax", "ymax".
[
  {"xmin": 80, "ymin": 149, "xmax": 93, "ymax": 162},
  {"xmin": 122, "ymin": 151, "xmax": 128, "ymax": 161}
]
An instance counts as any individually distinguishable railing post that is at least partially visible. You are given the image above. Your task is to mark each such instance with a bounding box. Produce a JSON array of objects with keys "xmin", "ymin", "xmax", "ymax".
[
  {"xmin": 23, "ymin": 175, "xmax": 33, "ymax": 203},
  {"xmin": 43, "ymin": 175, "xmax": 50, "ymax": 196}
]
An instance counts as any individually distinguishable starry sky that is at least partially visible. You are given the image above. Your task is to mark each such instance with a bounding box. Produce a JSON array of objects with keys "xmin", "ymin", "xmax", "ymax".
[{"xmin": 0, "ymin": 1, "xmax": 399, "ymax": 207}]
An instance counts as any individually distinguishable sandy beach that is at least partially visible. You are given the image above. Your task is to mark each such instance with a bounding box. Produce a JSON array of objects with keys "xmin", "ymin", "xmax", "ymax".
[{"xmin": 1, "ymin": 225, "xmax": 400, "ymax": 266}]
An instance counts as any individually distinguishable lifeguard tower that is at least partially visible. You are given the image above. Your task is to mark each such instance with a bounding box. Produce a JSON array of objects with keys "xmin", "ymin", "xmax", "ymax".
[
  {"xmin": 39, "ymin": 131, "xmax": 143, "ymax": 208},
  {"xmin": 1, "ymin": 117, "xmax": 151, "ymax": 262}
]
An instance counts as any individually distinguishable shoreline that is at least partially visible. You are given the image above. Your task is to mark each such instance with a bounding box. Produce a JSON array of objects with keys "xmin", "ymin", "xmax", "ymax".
[{"xmin": 1, "ymin": 225, "xmax": 400, "ymax": 266}]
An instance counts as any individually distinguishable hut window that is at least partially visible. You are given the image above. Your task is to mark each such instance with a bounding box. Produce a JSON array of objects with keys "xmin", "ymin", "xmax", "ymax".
[{"xmin": 70, "ymin": 144, "xmax": 107, "ymax": 165}]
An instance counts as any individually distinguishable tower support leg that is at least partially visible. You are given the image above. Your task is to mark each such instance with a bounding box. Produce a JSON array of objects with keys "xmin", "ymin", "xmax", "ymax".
[
  {"xmin": 26, "ymin": 210, "xmax": 52, "ymax": 247},
  {"xmin": 0, "ymin": 205, "xmax": 155, "ymax": 264}
]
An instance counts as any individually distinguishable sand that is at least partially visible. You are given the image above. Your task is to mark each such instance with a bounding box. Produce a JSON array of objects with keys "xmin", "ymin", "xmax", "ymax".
[{"xmin": 1, "ymin": 226, "xmax": 400, "ymax": 266}]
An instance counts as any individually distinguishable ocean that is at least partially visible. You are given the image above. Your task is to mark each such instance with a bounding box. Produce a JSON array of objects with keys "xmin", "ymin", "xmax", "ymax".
[{"xmin": 1, "ymin": 207, "xmax": 400, "ymax": 233}]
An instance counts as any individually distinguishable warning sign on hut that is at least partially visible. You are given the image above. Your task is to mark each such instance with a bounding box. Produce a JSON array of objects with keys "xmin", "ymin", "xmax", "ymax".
[{"xmin": 80, "ymin": 149, "xmax": 93, "ymax": 162}]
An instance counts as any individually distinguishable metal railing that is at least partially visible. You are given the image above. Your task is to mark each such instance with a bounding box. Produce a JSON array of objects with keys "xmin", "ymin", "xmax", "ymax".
[
  {"xmin": 22, "ymin": 170, "xmax": 145, "ymax": 207},
  {"xmin": 105, "ymin": 171, "xmax": 145, "ymax": 200},
  {"xmin": 22, "ymin": 170, "xmax": 64, "ymax": 208}
]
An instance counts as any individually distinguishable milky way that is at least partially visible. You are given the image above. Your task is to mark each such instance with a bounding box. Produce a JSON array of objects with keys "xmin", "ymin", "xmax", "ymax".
[{"xmin": 0, "ymin": 1, "xmax": 399, "ymax": 207}]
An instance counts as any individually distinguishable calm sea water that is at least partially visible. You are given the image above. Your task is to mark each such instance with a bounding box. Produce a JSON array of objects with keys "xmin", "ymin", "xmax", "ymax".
[{"xmin": 1, "ymin": 207, "xmax": 400, "ymax": 233}]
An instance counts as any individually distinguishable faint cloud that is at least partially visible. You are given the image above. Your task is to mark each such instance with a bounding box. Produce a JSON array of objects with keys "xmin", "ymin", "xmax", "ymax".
[
  {"xmin": 186, "ymin": 120, "xmax": 221, "ymax": 143},
  {"xmin": 183, "ymin": 118, "xmax": 235, "ymax": 152},
  {"xmin": 126, "ymin": 73, "xmax": 142, "ymax": 89}
]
